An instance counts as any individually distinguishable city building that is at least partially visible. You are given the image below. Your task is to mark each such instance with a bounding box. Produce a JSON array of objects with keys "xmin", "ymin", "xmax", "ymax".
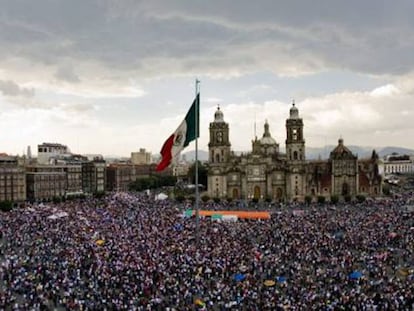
[
  {"xmin": 82, "ymin": 157, "xmax": 106, "ymax": 194},
  {"xmin": 207, "ymin": 103, "xmax": 382, "ymax": 202},
  {"xmin": 106, "ymin": 163, "xmax": 137, "ymax": 192},
  {"xmin": 26, "ymin": 165, "xmax": 67, "ymax": 201},
  {"xmin": 37, "ymin": 142, "xmax": 71, "ymax": 165},
  {"xmin": 106, "ymin": 163, "xmax": 172, "ymax": 192},
  {"xmin": 131, "ymin": 148, "xmax": 152, "ymax": 165},
  {"xmin": 173, "ymin": 160, "xmax": 191, "ymax": 179},
  {"xmin": 0, "ymin": 155, "xmax": 26, "ymax": 202},
  {"xmin": 382, "ymin": 154, "xmax": 414, "ymax": 175}
]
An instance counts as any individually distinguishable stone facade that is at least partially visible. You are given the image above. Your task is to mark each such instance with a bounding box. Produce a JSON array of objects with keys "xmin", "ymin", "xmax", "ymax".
[
  {"xmin": 207, "ymin": 104, "xmax": 382, "ymax": 202},
  {"xmin": 0, "ymin": 155, "xmax": 26, "ymax": 202}
]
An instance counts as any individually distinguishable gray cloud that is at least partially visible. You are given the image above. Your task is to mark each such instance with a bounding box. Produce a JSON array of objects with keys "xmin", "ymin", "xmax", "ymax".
[
  {"xmin": 0, "ymin": 80, "xmax": 34, "ymax": 97},
  {"xmin": 54, "ymin": 65, "xmax": 81, "ymax": 83},
  {"xmin": 0, "ymin": 0, "xmax": 413, "ymax": 81}
]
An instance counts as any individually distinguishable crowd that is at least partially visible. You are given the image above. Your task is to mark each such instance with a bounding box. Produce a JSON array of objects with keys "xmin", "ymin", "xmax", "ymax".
[{"xmin": 0, "ymin": 192, "xmax": 413, "ymax": 310}]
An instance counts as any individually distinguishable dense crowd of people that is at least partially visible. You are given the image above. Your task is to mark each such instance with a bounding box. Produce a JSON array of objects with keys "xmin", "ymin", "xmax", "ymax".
[{"xmin": 0, "ymin": 192, "xmax": 413, "ymax": 310}]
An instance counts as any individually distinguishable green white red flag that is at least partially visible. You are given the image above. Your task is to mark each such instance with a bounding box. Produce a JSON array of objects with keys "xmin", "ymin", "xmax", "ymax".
[{"xmin": 156, "ymin": 93, "xmax": 200, "ymax": 171}]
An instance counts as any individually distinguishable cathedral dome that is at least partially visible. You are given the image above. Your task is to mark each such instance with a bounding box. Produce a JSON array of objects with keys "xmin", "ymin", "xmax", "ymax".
[
  {"xmin": 260, "ymin": 136, "xmax": 277, "ymax": 145},
  {"xmin": 330, "ymin": 138, "xmax": 356, "ymax": 160},
  {"xmin": 289, "ymin": 101, "xmax": 299, "ymax": 119},
  {"xmin": 214, "ymin": 106, "xmax": 224, "ymax": 122},
  {"xmin": 259, "ymin": 120, "xmax": 277, "ymax": 145}
]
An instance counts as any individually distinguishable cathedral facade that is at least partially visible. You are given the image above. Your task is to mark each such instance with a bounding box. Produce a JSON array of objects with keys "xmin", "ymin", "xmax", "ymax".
[{"xmin": 207, "ymin": 103, "xmax": 382, "ymax": 202}]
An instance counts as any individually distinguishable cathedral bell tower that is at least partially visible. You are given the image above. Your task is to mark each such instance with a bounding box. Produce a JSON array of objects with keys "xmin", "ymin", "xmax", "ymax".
[
  {"xmin": 285, "ymin": 101, "xmax": 306, "ymax": 201},
  {"xmin": 208, "ymin": 106, "xmax": 231, "ymax": 164},
  {"xmin": 285, "ymin": 101, "xmax": 305, "ymax": 161},
  {"xmin": 208, "ymin": 105, "xmax": 231, "ymax": 199}
]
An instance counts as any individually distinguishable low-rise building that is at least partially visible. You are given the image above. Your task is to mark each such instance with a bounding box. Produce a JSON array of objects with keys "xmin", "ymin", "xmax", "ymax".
[
  {"xmin": 106, "ymin": 163, "xmax": 137, "ymax": 192},
  {"xmin": 382, "ymin": 154, "xmax": 414, "ymax": 175},
  {"xmin": 131, "ymin": 148, "xmax": 152, "ymax": 165},
  {"xmin": 82, "ymin": 157, "xmax": 106, "ymax": 194},
  {"xmin": 106, "ymin": 163, "xmax": 172, "ymax": 192},
  {"xmin": 26, "ymin": 166, "xmax": 67, "ymax": 201},
  {"xmin": 37, "ymin": 142, "xmax": 71, "ymax": 165},
  {"xmin": 0, "ymin": 155, "xmax": 26, "ymax": 202}
]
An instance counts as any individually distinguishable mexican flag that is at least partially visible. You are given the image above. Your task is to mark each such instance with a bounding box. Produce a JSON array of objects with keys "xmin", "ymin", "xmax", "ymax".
[{"xmin": 156, "ymin": 93, "xmax": 200, "ymax": 171}]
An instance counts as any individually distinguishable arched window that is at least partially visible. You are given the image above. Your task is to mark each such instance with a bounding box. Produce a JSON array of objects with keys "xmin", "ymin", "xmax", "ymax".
[
  {"xmin": 215, "ymin": 154, "xmax": 220, "ymax": 163},
  {"xmin": 293, "ymin": 151, "xmax": 298, "ymax": 160}
]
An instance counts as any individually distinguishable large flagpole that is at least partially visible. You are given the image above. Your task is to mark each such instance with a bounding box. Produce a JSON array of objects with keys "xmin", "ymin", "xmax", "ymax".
[{"xmin": 195, "ymin": 79, "xmax": 200, "ymax": 247}]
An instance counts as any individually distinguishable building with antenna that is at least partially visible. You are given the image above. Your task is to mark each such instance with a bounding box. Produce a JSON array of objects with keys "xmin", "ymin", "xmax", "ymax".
[{"xmin": 207, "ymin": 103, "xmax": 382, "ymax": 202}]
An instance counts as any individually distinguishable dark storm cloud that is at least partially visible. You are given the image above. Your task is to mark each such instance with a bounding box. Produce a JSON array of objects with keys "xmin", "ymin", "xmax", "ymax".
[{"xmin": 0, "ymin": 0, "xmax": 413, "ymax": 78}]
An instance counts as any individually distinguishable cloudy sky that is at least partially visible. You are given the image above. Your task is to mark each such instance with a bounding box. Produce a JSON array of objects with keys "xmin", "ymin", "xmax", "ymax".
[{"xmin": 1, "ymin": 0, "xmax": 414, "ymax": 157}]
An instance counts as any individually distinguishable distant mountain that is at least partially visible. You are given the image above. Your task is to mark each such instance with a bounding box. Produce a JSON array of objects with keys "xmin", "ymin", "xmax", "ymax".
[
  {"xmin": 182, "ymin": 150, "xmax": 209, "ymax": 162},
  {"xmin": 306, "ymin": 145, "xmax": 374, "ymax": 160},
  {"xmin": 183, "ymin": 146, "xmax": 414, "ymax": 162},
  {"xmin": 306, "ymin": 145, "xmax": 414, "ymax": 160},
  {"xmin": 376, "ymin": 146, "xmax": 414, "ymax": 157}
]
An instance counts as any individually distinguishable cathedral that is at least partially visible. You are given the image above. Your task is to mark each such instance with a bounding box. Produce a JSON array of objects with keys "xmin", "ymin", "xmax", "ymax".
[{"xmin": 207, "ymin": 103, "xmax": 382, "ymax": 202}]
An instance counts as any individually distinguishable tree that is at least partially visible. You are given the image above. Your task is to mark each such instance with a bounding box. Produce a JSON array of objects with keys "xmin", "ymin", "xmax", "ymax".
[
  {"xmin": 330, "ymin": 195, "xmax": 339, "ymax": 204},
  {"xmin": 317, "ymin": 196, "xmax": 326, "ymax": 204},
  {"xmin": 94, "ymin": 191, "xmax": 106, "ymax": 199},
  {"xmin": 187, "ymin": 161, "xmax": 208, "ymax": 188},
  {"xmin": 129, "ymin": 175, "xmax": 177, "ymax": 192},
  {"xmin": 344, "ymin": 195, "xmax": 352, "ymax": 203},
  {"xmin": 0, "ymin": 201, "xmax": 13, "ymax": 212},
  {"xmin": 382, "ymin": 184, "xmax": 391, "ymax": 196},
  {"xmin": 176, "ymin": 195, "xmax": 186, "ymax": 203},
  {"xmin": 201, "ymin": 195, "xmax": 210, "ymax": 202},
  {"xmin": 356, "ymin": 194, "xmax": 366, "ymax": 203},
  {"xmin": 52, "ymin": 197, "xmax": 61, "ymax": 204},
  {"xmin": 304, "ymin": 195, "xmax": 312, "ymax": 205}
]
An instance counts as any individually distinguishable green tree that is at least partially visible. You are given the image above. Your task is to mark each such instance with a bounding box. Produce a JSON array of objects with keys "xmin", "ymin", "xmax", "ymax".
[
  {"xmin": 187, "ymin": 161, "xmax": 208, "ymax": 188},
  {"xmin": 0, "ymin": 201, "xmax": 13, "ymax": 212},
  {"xmin": 304, "ymin": 195, "xmax": 312, "ymax": 205},
  {"xmin": 129, "ymin": 175, "xmax": 177, "ymax": 192},
  {"xmin": 317, "ymin": 196, "xmax": 326, "ymax": 204},
  {"xmin": 382, "ymin": 185, "xmax": 391, "ymax": 196},
  {"xmin": 330, "ymin": 195, "xmax": 339, "ymax": 204},
  {"xmin": 356, "ymin": 194, "xmax": 366, "ymax": 203},
  {"xmin": 176, "ymin": 195, "xmax": 186, "ymax": 203},
  {"xmin": 94, "ymin": 191, "xmax": 106, "ymax": 199},
  {"xmin": 52, "ymin": 197, "xmax": 61, "ymax": 204},
  {"xmin": 201, "ymin": 195, "xmax": 210, "ymax": 202}
]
